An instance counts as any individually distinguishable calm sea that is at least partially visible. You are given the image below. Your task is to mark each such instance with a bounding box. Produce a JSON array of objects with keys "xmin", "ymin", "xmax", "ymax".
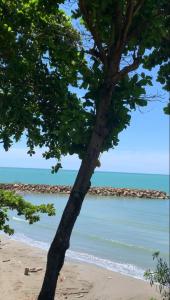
[
  {"xmin": 0, "ymin": 167, "xmax": 169, "ymax": 192},
  {"xmin": 0, "ymin": 167, "xmax": 169, "ymax": 279}
]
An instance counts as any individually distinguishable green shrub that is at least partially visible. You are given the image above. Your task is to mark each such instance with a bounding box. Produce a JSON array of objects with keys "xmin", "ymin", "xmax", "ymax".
[{"xmin": 144, "ymin": 252, "xmax": 170, "ymax": 300}]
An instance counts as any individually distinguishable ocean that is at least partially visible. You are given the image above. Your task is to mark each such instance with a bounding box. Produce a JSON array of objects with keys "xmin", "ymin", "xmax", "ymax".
[
  {"xmin": 0, "ymin": 167, "xmax": 169, "ymax": 280},
  {"xmin": 0, "ymin": 167, "xmax": 169, "ymax": 192}
]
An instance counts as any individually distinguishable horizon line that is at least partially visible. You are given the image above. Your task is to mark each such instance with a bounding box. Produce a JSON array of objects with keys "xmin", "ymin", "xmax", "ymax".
[{"xmin": 0, "ymin": 166, "xmax": 169, "ymax": 176}]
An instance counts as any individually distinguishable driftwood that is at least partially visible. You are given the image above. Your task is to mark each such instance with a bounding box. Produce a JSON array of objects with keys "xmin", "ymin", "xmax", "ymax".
[
  {"xmin": 2, "ymin": 259, "xmax": 10, "ymax": 262},
  {"xmin": 24, "ymin": 267, "xmax": 29, "ymax": 275},
  {"xmin": 24, "ymin": 267, "xmax": 43, "ymax": 275}
]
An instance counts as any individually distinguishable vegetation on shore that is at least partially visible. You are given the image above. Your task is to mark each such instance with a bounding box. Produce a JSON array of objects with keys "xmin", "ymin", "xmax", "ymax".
[{"xmin": 145, "ymin": 252, "xmax": 170, "ymax": 300}]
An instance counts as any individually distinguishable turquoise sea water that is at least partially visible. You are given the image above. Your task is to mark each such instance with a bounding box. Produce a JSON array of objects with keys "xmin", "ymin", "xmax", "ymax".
[
  {"xmin": 0, "ymin": 167, "xmax": 169, "ymax": 192},
  {"xmin": 0, "ymin": 167, "xmax": 169, "ymax": 279}
]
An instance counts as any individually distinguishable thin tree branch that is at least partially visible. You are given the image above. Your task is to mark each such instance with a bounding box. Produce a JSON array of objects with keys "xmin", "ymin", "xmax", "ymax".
[
  {"xmin": 126, "ymin": 0, "xmax": 145, "ymax": 42},
  {"xmin": 110, "ymin": 1, "xmax": 123, "ymax": 48},
  {"xmin": 133, "ymin": 0, "xmax": 145, "ymax": 16},
  {"xmin": 78, "ymin": 0, "xmax": 106, "ymax": 64},
  {"xmin": 121, "ymin": 0, "xmax": 135, "ymax": 45},
  {"xmin": 108, "ymin": 0, "xmax": 145, "ymax": 78},
  {"xmin": 113, "ymin": 51, "xmax": 141, "ymax": 82},
  {"xmin": 108, "ymin": 1, "xmax": 136, "ymax": 73},
  {"xmin": 119, "ymin": 58, "xmax": 140, "ymax": 78}
]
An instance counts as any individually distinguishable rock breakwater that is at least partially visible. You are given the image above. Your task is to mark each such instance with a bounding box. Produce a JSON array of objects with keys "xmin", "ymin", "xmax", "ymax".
[{"xmin": 0, "ymin": 183, "xmax": 168, "ymax": 199}]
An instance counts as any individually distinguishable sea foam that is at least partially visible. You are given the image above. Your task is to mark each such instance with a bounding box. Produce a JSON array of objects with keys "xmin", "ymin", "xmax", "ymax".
[{"xmin": 9, "ymin": 232, "xmax": 145, "ymax": 280}]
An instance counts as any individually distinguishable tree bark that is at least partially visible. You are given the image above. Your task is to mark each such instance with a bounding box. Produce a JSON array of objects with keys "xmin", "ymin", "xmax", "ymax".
[{"xmin": 38, "ymin": 81, "xmax": 114, "ymax": 300}]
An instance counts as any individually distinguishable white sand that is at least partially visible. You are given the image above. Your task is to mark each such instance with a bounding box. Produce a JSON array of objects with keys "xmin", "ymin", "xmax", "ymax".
[{"xmin": 0, "ymin": 236, "xmax": 161, "ymax": 300}]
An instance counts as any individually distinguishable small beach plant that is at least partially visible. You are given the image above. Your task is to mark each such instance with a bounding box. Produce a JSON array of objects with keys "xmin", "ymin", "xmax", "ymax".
[
  {"xmin": 145, "ymin": 252, "xmax": 170, "ymax": 300},
  {"xmin": 0, "ymin": 1, "xmax": 169, "ymax": 299}
]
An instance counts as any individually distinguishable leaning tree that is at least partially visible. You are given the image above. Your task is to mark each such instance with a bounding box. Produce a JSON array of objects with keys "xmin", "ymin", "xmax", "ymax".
[{"xmin": 0, "ymin": 0, "xmax": 169, "ymax": 299}]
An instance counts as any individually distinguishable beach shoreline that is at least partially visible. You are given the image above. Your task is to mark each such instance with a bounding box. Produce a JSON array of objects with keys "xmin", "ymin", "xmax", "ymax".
[{"xmin": 0, "ymin": 235, "xmax": 161, "ymax": 300}]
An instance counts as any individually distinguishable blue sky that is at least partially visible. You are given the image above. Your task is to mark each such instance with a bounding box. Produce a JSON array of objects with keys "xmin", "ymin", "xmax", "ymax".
[{"xmin": 0, "ymin": 79, "xmax": 169, "ymax": 174}]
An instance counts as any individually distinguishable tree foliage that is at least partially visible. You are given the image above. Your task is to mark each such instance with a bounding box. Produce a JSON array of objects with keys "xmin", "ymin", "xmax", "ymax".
[
  {"xmin": 0, "ymin": 189, "xmax": 55, "ymax": 235},
  {"xmin": 0, "ymin": 0, "xmax": 88, "ymax": 158},
  {"xmin": 0, "ymin": 0, "xmax": 169, "ymax": 161},
  {"xmin": 144, "ymin": 252, "xmax": 170, "ymax": 300},
  {"xmin": 164, "ymin": 103, "xmax": 170, "ymax": 115}
]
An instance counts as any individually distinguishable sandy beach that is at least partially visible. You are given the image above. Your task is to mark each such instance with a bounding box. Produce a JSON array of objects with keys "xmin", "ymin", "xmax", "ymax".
[{"xmin": 0, "ymin": 235, "xmax": 161, "ymax": 300}]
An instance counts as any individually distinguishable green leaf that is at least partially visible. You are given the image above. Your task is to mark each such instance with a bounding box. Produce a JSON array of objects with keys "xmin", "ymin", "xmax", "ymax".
[{"xmin": 0, "ymin": 190, "xmax": 55, "ymax": 235}]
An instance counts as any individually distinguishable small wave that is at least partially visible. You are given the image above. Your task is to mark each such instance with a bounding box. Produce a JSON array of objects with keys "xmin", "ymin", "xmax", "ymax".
[
  {"xmin": 12, "ymin": 217, "xmax": 28, "ymax": 223},
  {"xmin": 10, "ymin": 233, "xmax": 49, "ymax": 250},
  {"xmin": 12, "ymin": 217, "xmax": 55, "ymax": 230},
  {"xmin": 107, "ymin": 239, "xmax": 155, "ymax": 253},
  {"xmin": 89, "ymin": 235, "xmax": 155, "ymax": 253},
  {"xmin": 67, "ymin": 250, "xmax": 145, "ymax": 280},
  {"xmin": 9, "ymin": 233, "xmax": 145, "ymax": 280}
]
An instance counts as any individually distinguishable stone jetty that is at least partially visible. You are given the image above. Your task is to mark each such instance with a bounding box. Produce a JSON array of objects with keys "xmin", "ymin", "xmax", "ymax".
[{"xmin": 0, "ymin": 183, "xmax": 168, "ymax": 199}]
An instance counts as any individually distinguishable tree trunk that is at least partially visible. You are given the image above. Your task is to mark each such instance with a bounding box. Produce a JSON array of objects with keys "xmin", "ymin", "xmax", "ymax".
[{"xmin": 38, "ymin": 82, "xmax": 113, "ymax": 300}]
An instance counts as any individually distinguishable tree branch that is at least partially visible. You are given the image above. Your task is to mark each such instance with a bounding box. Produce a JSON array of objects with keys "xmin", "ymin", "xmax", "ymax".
[
  {"xmin": 109, "ymin": 1, "xmax": 123, "ymax": 49},
  {"xmin": 108, "ymin": 1, "xmax": 136, "ymax": 72},
  {"xmin": 133, "ymin": 0, "xmax": 145, "ymax": 16},
  {"xmin": 121, "ymin": 0, "xmax": 135, "ymax": 45},
  {"xmin": 108, "ymin": 0, "xmax": 145, "ymax": 77},
  {"xmin": 78, "ymin": 0, "xmax": 106, "ymax": 64},
  {"xmin": 119, "ymin": 59, "xmax": 140, "ymax": 77},
  {"xmin": 113, "ymin": 52, "xmax": 141, "ymax": 82},
  {"xmin": 126, "ymin": 0, "xmax": 146, "ymax": 43}
]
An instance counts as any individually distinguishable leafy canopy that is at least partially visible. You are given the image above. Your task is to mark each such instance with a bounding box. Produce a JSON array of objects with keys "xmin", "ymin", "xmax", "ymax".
[
  {"xmin": 0, "ymin": 0, "xmax": 169, "ymax": 161},
  {"xmin": 0, "ymin": 0, "xmax": 88, "ymax": 159}
]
